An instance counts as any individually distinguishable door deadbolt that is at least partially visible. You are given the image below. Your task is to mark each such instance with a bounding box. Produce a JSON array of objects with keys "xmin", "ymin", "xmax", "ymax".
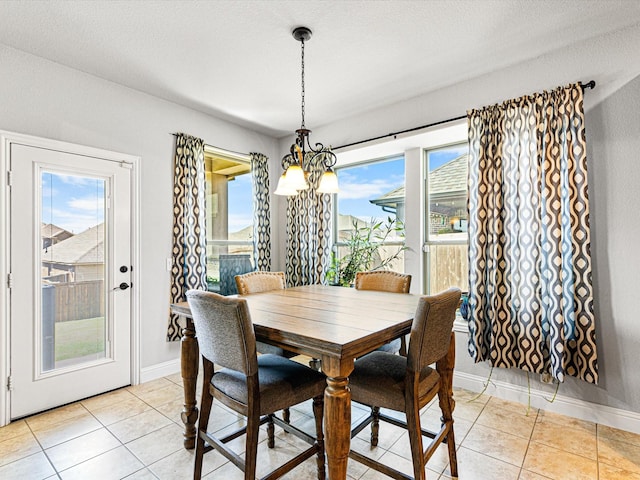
[{"xmin": 120, "ymin": 265, "xmax": 128, "ymax": 273}]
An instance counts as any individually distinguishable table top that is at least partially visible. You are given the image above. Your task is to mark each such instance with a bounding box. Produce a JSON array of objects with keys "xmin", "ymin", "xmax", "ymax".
[{"xmin": 171, "ymin": 284, "xmax": 421, "ymax": 361}]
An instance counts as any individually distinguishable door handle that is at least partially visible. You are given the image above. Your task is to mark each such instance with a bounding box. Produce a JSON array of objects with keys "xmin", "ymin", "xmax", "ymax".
[{"xmin": 113, "ymin": 282, "xmax": 131, "ymax": 291}]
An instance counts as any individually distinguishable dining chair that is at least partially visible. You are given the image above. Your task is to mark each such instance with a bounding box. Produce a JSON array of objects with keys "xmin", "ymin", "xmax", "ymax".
[
  {"xmin": 348, "ymin": 287, "xmax": 462, "ymax": 480},
  {"xmin": 186, "ymin": 290, "xmax": 326, "ymax": 480},
  {"xmin": 235, "ymin": 271, "xmax": 294, "ymax": 357},
  {"xmin": 235, "ymin": 270, "xmax": 286, "ymax": 294},
  {"xmin": 235, "ymin": 271, "xmax": 301, "ymax": 422},
  {"xmin": 219, "ymin": 254, "xmax": 253, "ymax": 295},
  {"xmin": 354, "ymin": 270, "xmax": 412, "ymax": 356}
]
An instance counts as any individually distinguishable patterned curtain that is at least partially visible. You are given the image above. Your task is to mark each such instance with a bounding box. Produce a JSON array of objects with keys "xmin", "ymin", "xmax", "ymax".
[
  {"xmin": 167, "ymin": 133, "xmax": 207, "ymax": 341},
  {"xmin": 250, "ymin": 152, "xmax": 271, "ymax": 271},
  {"xmin": 286, "ymin": 152, "xmax": 333, "ymax": 286},
  {"xmin": 467, "ymin": 83, "xmax": 597, "ymax": 384}
]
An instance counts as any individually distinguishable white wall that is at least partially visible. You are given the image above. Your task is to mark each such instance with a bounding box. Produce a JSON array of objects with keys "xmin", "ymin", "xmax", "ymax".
[
  {"xmin": 276, "ymin": 24, "xmax": 640, "ymax": 413},
  {"xmin": 0, "ymin": 44, "xmax": 279, "ymax": 369}
]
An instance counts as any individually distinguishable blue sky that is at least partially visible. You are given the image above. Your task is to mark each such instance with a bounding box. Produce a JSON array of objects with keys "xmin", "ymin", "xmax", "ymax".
[
  {"xmin": 337, "ymin": 157, "xmax": 405, "ymax": 221},
  {"xmin": 337, "ymin": 144, "xmax": 468, "ymax": 222},
  {"xmin": 41, "ymin": 172, "xmax": 105, "ymax": 234},
  {"xmin": 228, "ymin": 173, "xmax": 254, "ymax": 233}
]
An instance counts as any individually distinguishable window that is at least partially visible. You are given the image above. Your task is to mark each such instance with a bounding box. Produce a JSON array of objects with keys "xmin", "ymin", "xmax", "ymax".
[
  {"xmin": 203, "ymin": 146, "xmax": 253, "ymax": 294},
  {"xmin": 424, "ymin": 143, "xmax": 469, "ymax": 294},
  {"xmin": 332, "ymin": 156, "xmax": 406, "ymax": 285}
]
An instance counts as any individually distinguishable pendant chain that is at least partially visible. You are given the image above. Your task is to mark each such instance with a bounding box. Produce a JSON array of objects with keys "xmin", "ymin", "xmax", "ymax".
[{"xmin": 300, "ymin": 39, "xmax": 306, "ymax": 129}]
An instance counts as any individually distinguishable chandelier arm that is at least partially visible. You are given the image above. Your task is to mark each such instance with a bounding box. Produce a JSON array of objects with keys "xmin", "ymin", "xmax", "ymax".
[
  {"xmin": 308, "ymin": 149, "xmax": 337, "ymax": 170},
  {"xmin": 281, "ymin": 153, "xmax": 294, "ymax": 169}
]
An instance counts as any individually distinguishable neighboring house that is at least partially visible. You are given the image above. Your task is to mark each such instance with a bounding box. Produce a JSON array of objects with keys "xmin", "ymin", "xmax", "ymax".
[
  {"xmin": 369, "ymin": 154, "xmax": 468, "ymax": 234},
  {"xmin": 41, "ymin": 223, "xmax": 74, "ymax": 249},
  {"xmin": 42, "ymin": 223, "xmax": 104, "ymax": 283},
  {"xmin": 368, "ymin": 186, "xmax": 406, "ymax": 223}
]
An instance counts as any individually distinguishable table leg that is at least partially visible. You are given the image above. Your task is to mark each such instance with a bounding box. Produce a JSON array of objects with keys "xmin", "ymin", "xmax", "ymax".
[
  {"xmin": 322, "ymin": 357, "xmax": 354, "ymax": 480},
  {"xmin": 180, "ymin": 316, "xmax": 199, "ymax": 449}
]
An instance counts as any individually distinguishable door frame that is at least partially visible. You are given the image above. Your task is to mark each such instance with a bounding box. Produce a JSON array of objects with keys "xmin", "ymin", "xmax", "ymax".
[{"xmin": 0, "ymin": 130, "xmax": 141, "ymax": 426}]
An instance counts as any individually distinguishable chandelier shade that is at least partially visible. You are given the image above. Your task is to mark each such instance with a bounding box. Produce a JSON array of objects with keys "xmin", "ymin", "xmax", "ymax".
[{"xmin": 274, "ymin": 26, "xmax": 339, "ymax": 196}]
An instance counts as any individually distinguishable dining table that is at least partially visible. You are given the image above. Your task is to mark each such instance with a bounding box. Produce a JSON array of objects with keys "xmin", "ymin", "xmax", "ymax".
[{"xmin": 170, "ymin": 284, "xmax": 456, "ymax": 480}]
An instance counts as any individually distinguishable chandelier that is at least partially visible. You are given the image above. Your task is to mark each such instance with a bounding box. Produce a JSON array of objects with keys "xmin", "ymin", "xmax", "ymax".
[{"xmin": 274, "ymin": 27, "xmax": 339, "ymax": 196}]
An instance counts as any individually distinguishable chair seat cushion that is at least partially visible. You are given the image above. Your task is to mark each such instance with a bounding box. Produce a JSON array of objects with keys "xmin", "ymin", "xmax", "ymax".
[
  {"xmin": 349, "ymin": 351, "xmax": 440, "ymax": 411},
  {"xmin": 213, "ymin": 354, "xmax": 326, "ymax": 415},
  {"xmin": 375, "ymin": 337, "xmax": 402, "ymax": 354},
  {"xmin": 256, "ymin": 341, "xmax": 297, "ymax": 358}
]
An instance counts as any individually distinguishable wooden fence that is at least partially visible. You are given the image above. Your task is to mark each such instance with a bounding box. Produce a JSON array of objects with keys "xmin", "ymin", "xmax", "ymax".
[
  {"xmin": 47, "ymin": 280, "xmax": 105, "ymax": 322},
  {"xmin": 429, "ymin": 244, "xmax": 469, "ymax": 293}
]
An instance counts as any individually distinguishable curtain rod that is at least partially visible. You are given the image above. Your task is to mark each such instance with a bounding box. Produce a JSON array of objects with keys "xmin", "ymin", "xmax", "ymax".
[
  {"xmin": 333, "ymin": 80, "xmax": 596, "ymax": 151},
  {"xmin": 168, "ymin": 132, "xmax": 250, "ymax": 159}
]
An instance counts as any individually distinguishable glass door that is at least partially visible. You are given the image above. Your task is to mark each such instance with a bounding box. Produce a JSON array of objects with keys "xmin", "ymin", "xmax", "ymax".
[{"xmin": 10, "ymin": 143, "xmax": 132, "ymax": 419}]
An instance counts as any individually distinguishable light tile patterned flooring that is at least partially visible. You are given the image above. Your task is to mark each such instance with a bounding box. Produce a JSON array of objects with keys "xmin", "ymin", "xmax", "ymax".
[{"xmin": 1, "ymin": 369, "xmax": 640, "ymax": 480}]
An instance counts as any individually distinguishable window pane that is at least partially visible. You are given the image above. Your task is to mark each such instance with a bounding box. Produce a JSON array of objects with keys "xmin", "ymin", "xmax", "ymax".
[
  {"xmin": 205, "ymin": 156, "xmax": 253, "ymax": 294},
  {"xmin": 425, "ymin": 144, "xmax": 469, "ymax": 294},
  {"xmin": 333, "ymin": 157, "xmax": 406, "ymax": 285},
  {"xmin": 41, "ymin": 171, "xmax": 107, "ymax": 371}
]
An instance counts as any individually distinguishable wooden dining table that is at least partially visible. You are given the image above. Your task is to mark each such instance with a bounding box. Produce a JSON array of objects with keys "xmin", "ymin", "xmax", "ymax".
[{"xmin": 170, "ymin": 284, "xmax": 454, "ymax": 480}]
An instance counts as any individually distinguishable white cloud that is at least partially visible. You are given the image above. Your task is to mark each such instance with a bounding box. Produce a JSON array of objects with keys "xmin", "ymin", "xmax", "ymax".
[
  {"xmin": 53, "ymin": 174, "xmax": 97, "ymax": 187},
  {"xmin": 68, "ymin": 197, "xmax": 103, "ymax": 212},
  {"xmin": 43, "ymin": 207, "xmax": 103, "ymax": 234},
  {"xmin": 338, "ymin": 172, "xmax": 404, "ymax": 200}
]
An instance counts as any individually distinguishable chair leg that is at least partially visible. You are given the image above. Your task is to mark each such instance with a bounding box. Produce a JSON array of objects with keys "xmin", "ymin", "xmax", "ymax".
[
  {"xmin": 437, "ymin": 333, "xmax": 458, "ymax": 477},
  {"xmin": 267, "ymin": 414, "xmax": 275, "ymax": 448},
  {"xmin": 399, "ymin": 335, "xmax": 408, "ymax": 357},
  {"xmin": 312, "ymin": 395, "xmax": 326, "ymax": 480},
  {"xmin": 194, "ymin": 386, "xmax": 213, "ymax": 480},
  {"xmin": 406, "ymin": 400, "xmax": 426, "ymax": 480},
  {"xmin": 438, "ymin": 392, "xmax": 458, "ymax": 477},
  {"xmin": 370, "ymin": 406, "xmax": 380, "ymax": 447},
  {"xmin": 244, "ymin": 410, "xmax": 260, "ymax": 480},
  {"xmin": 446, "ymin": 421, "xmax": 458, "ymax": 478}
]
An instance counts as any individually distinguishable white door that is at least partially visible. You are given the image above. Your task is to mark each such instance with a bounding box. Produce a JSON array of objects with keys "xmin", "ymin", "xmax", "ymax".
[{"xmin": 9, "ymin": 142, "xmax": 132, "ymax": 419}]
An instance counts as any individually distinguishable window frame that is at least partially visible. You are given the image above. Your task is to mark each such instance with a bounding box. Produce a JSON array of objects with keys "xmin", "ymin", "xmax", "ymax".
[
  {"xmin": 331, "ymin": 154, "xmax": 407, "ymax": 275},
  {"xmin": 203, "ymin": 145, "xmax": 253, "ymax": 292},
  {"xmin": 422, "ymin": 141, "xmax": 469, "ymax": 330}
]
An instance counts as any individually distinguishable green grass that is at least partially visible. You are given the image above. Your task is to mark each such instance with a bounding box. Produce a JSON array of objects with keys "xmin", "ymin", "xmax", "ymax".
[{"xmin": 54, "ymin": 317, "xmax": 105, "ymax": 361}]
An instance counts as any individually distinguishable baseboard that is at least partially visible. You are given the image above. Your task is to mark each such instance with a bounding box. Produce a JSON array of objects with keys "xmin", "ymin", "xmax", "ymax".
[
  {"xmin": 454, "ymin": 371, "xmax": 640, "ymax": 435},
  {"xmin": 139, "ymin": 359, "xmax": 180, "ymax": 384}
]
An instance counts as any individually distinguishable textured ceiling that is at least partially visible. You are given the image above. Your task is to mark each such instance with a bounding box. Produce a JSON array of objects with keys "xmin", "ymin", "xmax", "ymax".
[{"xmin": 1, "ymin": 0, "xmax": 639, "ymax": 137}]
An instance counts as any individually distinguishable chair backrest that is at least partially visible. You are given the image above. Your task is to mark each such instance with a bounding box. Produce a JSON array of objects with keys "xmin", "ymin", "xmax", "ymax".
[
  {"xmin": 354, "ymin": 271, "xmax": 411, "ymax": 293},
  {"xmin": 235, "ymin": 271, "xmax": 286, "ymax": 294},
  {"xmin": 407, "ymin": 288, "xmax": 461, "ymax": 372},
  {"xmin": 220, "ymin": 254, "xmax": 254, "ymax": 295},
  {"xmin": 186, "ymin": 290, "xmax": 257, "ymax": 376}
]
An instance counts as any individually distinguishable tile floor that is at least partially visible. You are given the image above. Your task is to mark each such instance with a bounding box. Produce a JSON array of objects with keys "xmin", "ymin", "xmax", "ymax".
[{"xmin": 1, "ymin": 369, "xmax": 640, "ymax": 480}]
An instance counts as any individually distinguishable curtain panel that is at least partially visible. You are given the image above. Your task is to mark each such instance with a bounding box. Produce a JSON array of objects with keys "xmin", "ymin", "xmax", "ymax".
[
  {"xmin": 286, "ymin": 153, "xmax": 333, "ymax": 286},
  {"xmin": 167, "ymin": 133, "xmax": 207, "ymax": 341},
  {"xmin": 467, "ymin": 84, "xmax": 597, "ymax": 384},
  {"xmin": 250, "ymin": 152, "xmax": 271, "ymax": 271}
]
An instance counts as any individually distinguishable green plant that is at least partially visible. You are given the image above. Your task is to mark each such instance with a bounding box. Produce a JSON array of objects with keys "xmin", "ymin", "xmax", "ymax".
[{"xmin": 326, "ymin": 217, "xmax": 408, "ymax": 287}]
